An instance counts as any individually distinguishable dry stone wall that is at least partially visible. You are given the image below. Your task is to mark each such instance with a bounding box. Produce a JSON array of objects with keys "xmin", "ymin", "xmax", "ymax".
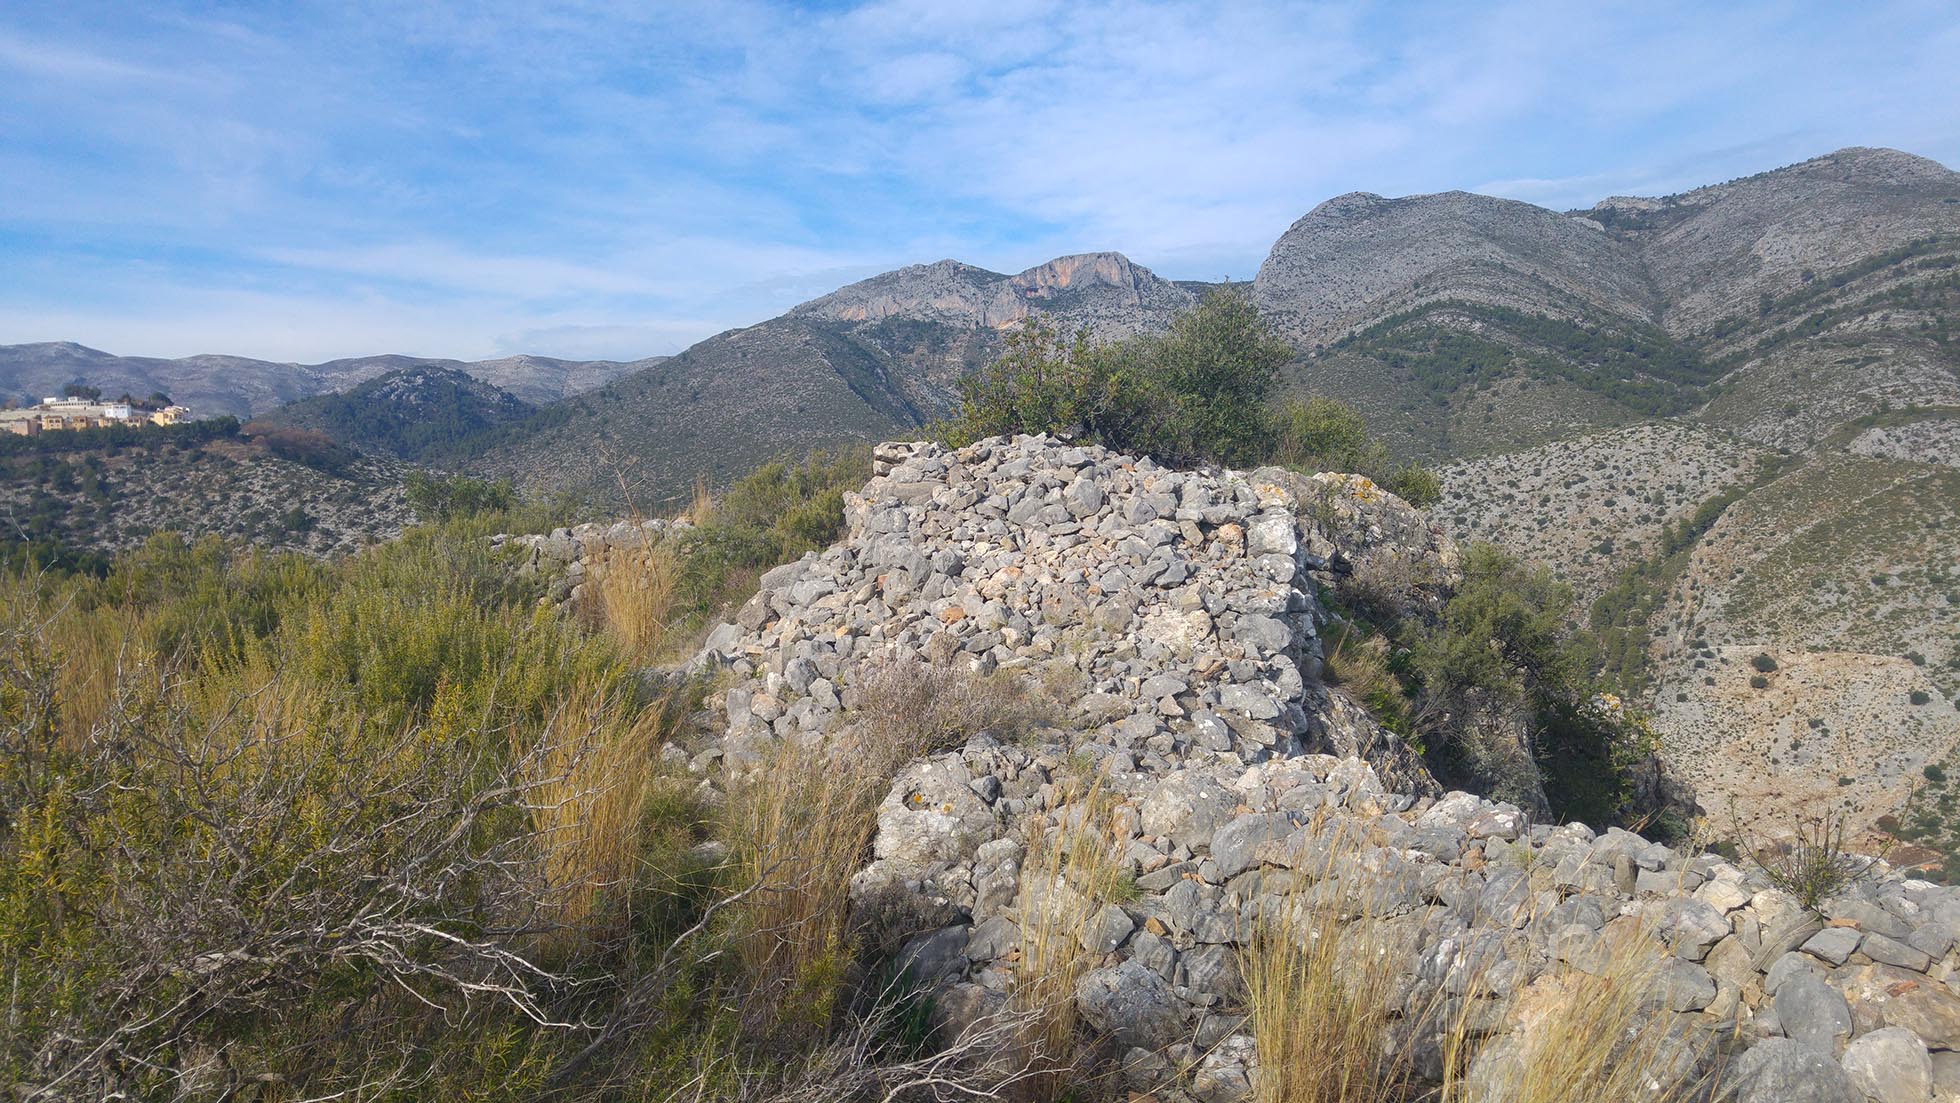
[{"xmin": 535, "ymin": 434, "xmax": 1956, "ymax": 1101}]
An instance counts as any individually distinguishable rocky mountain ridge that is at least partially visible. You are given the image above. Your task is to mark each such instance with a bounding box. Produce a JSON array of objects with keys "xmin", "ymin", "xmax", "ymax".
[{"xmin": 793, "ymin": 252, "xmax": 1202, "ymax": 335}]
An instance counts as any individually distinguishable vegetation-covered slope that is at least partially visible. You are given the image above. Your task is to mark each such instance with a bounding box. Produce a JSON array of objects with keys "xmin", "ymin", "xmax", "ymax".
[{"xmin": 265, "ymin": 364, "xmax": 535, "ymax": 461}]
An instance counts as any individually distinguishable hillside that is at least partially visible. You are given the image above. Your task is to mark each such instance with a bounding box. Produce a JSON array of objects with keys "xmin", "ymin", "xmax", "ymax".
[
  {"xmin": 0, "ymin": 423, "xmax": 413, "ymax": 557},
  {"xmin": 263, "ymin": 364, "xmax": 535, "ymax": 461},
  {"xmin": 472, "ymin": 253, "xmax": 1203, "ymax": 507},
  {"xmin": 0, "ymin": 342, "xmax": 652, "ymax": 419}
]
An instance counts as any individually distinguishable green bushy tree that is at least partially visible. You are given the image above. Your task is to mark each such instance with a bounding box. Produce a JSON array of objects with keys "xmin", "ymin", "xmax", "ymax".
[
  {"xmin": 943, "ymin": 289, "xmax": 1441, "ymax": 500},
  {"xmin": 1406, "ymin": 544, "xmax": 1656, "ymax": 825},
  {"xmin": 943, "ymin": 287, "xmax": 1291, "ymax": 468}
]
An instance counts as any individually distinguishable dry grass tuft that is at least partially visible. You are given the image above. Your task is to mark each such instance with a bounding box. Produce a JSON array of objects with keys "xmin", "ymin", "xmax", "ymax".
[
  {"xmin": 580, "ymin": 542, "xmax": 683, "ymax": 666},
  {"xmin": 723, "ymin": 733, "xmax": 892, "ymax": 1028},
  {"xmin": 516, "ymin": 677, "xmax": 679, "ymax": 943},
  {"xmin": 1320, "ymin": 620, "xmax": 1410, "ymax": 731},
  {"xmin": 1012, "ymin": 774, "xmax": 1133, "ymax": 1090},
  {"xmin": 1456, "ymin": 924, "xmax": 1715, "ymax": 1103},
  {"xmin": 1244, "ymin": 824, "xmax": 1428, "ymax": 1103},
  {"xmin": 851, "ymin": 655, "xmax": 1055, "ymax": 759}
]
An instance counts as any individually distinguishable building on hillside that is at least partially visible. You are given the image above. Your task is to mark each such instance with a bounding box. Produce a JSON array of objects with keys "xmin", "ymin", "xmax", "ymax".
[
  {"xmin": 0, "ymin": 411, "xmax": 40, "ymax": 436},
  {"xmin": 1, "ymin": 397, "xmax": 195, "ymax": 434}
]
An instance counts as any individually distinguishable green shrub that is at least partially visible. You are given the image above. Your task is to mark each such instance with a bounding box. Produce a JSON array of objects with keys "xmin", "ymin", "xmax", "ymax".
[
  {"xmin": 1751, "ymin": 652, "xmax": 1778, "ymax": 673},
  {"xmin": 1910, "ymin": 689, "xmax": 1932, "ymax": 705},
  {"xmin": 1400, "ymin": 543, "xmax": 1656, "ymax": 825},
  {"xmin": 405, "ymin": 470, "xmax": 518, "ymax": 521},
  {"xmin": 1750, "ymin": 675, "xmax": 1770, "ymax": 689},
  {"xmin": 943, "ymin": 287, "xmax": 1291, "ymax": 467},
  {"xmin": 1271, "ymin": 396, "xmax": 1442, "ymax": 506},
  {"xmin": 942, "ymin": 293, "xmax": 1442, "ymax": 502}
]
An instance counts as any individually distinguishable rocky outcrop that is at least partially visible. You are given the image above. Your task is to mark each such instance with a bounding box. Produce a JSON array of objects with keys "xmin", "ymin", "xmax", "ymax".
[
  {"xmin": 662, "ymin": 436, "xmax": 1959, "ymax": 1101},
  {"xmin": 692, "ymin": 434, "xmax": 1434, "ymax": 787}
]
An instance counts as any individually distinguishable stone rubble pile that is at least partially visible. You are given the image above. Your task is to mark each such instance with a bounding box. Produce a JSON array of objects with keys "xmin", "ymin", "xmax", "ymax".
[
  {"xmin": 492, "ymin": 517, "xmax": 680, "ymax": 604},
  {"xmin": 647, "ymin": 434, "xmax": 1958, "ymax": 1102}
]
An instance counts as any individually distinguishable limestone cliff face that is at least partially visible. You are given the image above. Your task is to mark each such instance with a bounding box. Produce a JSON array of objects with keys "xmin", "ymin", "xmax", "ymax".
[{"xmin": 1608, "ymin": 147, "xmax": 1960, "ymax": 337}]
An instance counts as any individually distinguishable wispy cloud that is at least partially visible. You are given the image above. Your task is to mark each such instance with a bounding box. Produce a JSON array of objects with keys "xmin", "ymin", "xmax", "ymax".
[{"xmin": 1, "ymin": 0, "xmax": 1955, "ymax": 360}]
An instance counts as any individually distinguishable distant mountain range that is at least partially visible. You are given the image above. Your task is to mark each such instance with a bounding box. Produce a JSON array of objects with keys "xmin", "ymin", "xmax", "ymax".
[
  {"xmin": 457, "ymin": 146, "xmax": 1960, "ymax": 507},
  {"xmin": 0, "ymin": 342, "xmax": 656, "ymax": 418}
]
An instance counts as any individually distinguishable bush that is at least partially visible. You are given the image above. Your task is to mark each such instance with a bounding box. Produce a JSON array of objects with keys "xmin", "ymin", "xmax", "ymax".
[
  {"xmin": 1750, "ymin": 674, "xmax": 1770, "ymax": 689},
  {"xmin": 943, "ymin": 288, "xmax": 1291, "ymax": 467},
  {"xmin": 0, "ymin": 524, "xmax": 719, "ymax": 1098},
  {"xmin": 1406, "ymin": 544, "xmax": 1655, "ymax": 823},
  {"xmin": 1732, "ymin": 806, "xmax": 1888, "ymax": 909},
  {"xmin": 1910, "ymin": 689, "xmax": 1933, "ymax": 705},
  {"xmin": 1751, "ymin": 652, "xmax": 1778, "ymax": 673},
  {"xmin": 404, "ymin": 470, "xmax": 518, "ymax": 521},
  {"xmin": 1271, "ymin": 396, "xmax": 1442, "ymax": 506},
  {"xmin": 243, "ymin": 423, "xmax": 357, "ymax": 473},
  {"xmin": 942, "ymin": 294, "xmax": 1442, "ymax": 502}
]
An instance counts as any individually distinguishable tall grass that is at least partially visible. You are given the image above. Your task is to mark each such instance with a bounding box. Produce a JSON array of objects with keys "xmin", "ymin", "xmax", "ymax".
[
  {"xmin": 723, "ymin": 736, "xmax": 891, "ymax": 1029},
  {"xmin": 1012, "ymin": 774, "xmax": 1133, "ymax": 1090},
  {"xmin": 517, "ymin": 677, "xmax": 683, "ymax": 943},
  {"xmin": 1243, "ymin": 822, "xmax": 1431, "ymax": 1103},
  {"xmin": 1450, "ymin": 925, "xmax": 1716, "ymax": 1103},
  {"xmin": 581, "ymin": 541, "xmax": 684, "ymax": 665}
]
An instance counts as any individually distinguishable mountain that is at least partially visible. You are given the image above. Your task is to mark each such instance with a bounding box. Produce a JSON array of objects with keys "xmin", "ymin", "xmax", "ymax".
[
  {"xmin": 470, "ymin": 253, "xmax": 1204, "ymax": 506},
  {"xmin": 15, "ymin": 147, "xmax": 1958, "ymax": 849},
  {"xmin": 0, "ymin": 342, "xmax": 654, "ymax": 419},
  {"xmin": 0, "ymin": 422, "xmax": 414, "ymax": 557},
  {"xmin": 263, "ymin": 364, "xmax": 535, "ymax": 461},
  {"xmin": 1282, "ymin": 147, "xmax": 1960, "ymax": 460}
]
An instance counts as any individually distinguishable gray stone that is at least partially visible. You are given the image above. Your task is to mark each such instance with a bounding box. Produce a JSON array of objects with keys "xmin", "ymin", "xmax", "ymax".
[
  {"xmin": 1081, "ymin": 904, "xmax": 1136, "ymax": 954},
  {"xmin": 1840, "ymin": 1027, "xmax": 1932, "ymax": 1103},
  {"xmin": 965, "ymin": 916, "xmax": 1020, "ymax": 962},
  {"xmin": 1661, "ymin": 957, "xmax": 1718, "ymax": 1012},
  {"xmin": 1064, "ymin": 475, "xmax": 1104, "ymax": 519},
  {"xmin": 1802, "ymin": 926, "xmax": 1864, "ymax": 966},
  {"xmin": 896, "ymin": 926, "xmax": 969, "ymax": 986},
  {"xmin": 1650, "ymin": 896, "xmax": 1731, "ymax": 961},
  {"xmin": 1776, "ymin": 971, "xmax": 1854, "ymax": 1055},
  {"xmin": 1719, "ymin": 1038, "xmax": 1860, "ymax": 1103},
  {"xmin": 1074, "ymin": 961, "xmax": 1185, "ymax": 1048},
  {"xmin": 1230, "ymin": 614, "xmax": 1294, "ymax": 654},
  {"xmin": 1209, "ymin": 813, "xmax": 1294, "ymax": 879},
  {"xmin": 1863, "ymin": 932, "xmax": 1934, "ymax": 972},
  {"xmin": 1219, "ymin": 683, "xmax": 1280, "ymax": 721}
]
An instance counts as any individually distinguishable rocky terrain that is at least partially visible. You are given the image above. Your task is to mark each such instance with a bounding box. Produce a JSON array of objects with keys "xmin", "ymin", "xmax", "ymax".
[
  {"xmin": 548, "ymin": 436, "xmax": 1960, "ymax": 1102},
  {"xmin": 26, "ymin": 145, "xmax": 1960, "ymax": 857},
  {"xmin": 0, "ymin": 341, "xmax": 650, "ymax": 419},
  {"xmin": 1434, "ymin": 423, "xmax": 1763, "ymax": 603},
  {"xmin": 0, "ymin": 431, "xmax": 413, "ymax": 557}
]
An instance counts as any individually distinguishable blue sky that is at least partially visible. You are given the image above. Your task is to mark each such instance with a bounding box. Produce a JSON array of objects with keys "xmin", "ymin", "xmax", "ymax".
[{"xmin": 2, "ymin": 1, "xmax": 1957, "ymax": 363}]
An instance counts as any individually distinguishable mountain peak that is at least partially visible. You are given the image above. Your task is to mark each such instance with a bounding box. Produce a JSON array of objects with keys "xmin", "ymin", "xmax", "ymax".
[{"xmin": 791, "ymin": 250, "xmax": 1190, "ymax": 331}]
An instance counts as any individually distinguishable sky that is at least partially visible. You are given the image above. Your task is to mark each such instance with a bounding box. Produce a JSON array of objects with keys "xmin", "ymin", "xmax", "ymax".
[{"xmin": 2, "ymin": 1, "xmax": 1957, "ymax": 364}]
